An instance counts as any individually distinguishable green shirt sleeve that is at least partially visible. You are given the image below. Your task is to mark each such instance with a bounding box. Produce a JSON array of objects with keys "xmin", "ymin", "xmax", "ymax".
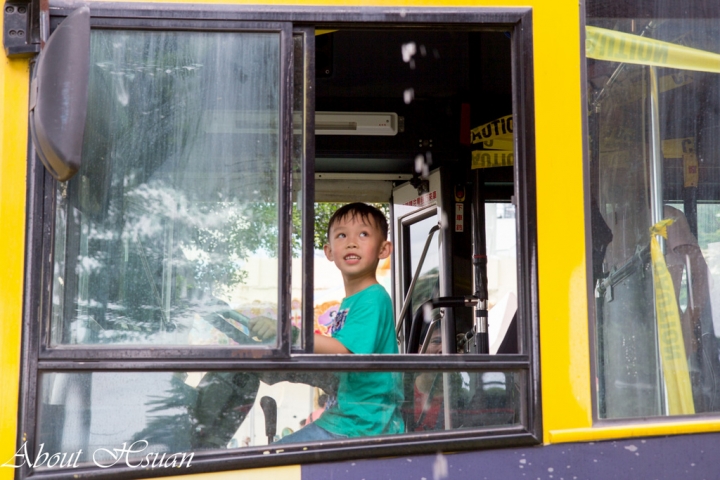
[{"xmin": 333, "ymin": 297, "xmax": 382, "ymax": 354}]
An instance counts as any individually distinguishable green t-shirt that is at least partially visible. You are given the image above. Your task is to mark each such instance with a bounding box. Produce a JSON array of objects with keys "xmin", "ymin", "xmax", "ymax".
[{"xmin": 314, "ymin": 284, "xmax": 405, "ymax": 437}]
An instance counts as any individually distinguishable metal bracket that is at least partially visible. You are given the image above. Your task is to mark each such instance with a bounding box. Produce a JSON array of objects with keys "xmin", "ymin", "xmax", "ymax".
[{"xmin": 4, "ymin": 1, "xmax": 40, "ymax": 57}]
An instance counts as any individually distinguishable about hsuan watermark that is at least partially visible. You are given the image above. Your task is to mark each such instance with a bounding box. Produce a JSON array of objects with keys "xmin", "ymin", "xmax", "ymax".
[{"xmin": 2, "ymin": 440, "xmax": 193, "ymax": 469}]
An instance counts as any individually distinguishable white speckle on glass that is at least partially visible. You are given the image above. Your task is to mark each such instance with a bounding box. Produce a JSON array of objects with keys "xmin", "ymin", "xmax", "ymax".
[
  {"xmin": 404, "ymin": 88, "xmax": 415, "ymax": 104},
  {"xmin": 402, "ymin": 42, "xmax": 417, "ymax": 63},
  {"xmin": 433, "ymin": 453, "xmax": 448, "ymax": 480}
]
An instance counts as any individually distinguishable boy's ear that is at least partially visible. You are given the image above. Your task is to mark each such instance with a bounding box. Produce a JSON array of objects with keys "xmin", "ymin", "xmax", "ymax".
[
  {"xmin": 323, "ymin": 243, "xmax": 333, "ymax": 261},
  {"xmin": 378, "ymin": 240, "xmax": 392, "ymax": 259}
]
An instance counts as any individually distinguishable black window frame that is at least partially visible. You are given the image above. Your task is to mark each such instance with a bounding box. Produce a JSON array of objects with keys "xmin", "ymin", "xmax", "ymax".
[{"xmin": 19, "ymin": 4, "xmax": 539, "ymax": 479}]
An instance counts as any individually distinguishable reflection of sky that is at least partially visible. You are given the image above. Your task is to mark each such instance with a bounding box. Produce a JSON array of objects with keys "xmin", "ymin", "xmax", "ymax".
[
  {"xmin": 487, "ymin": 204, "xmax": 516, "ymax": 257},
  {"xmin": 406, "ymin": 205, "xmax": 517, "ymax": 277},
  {"xmin": 409, "ymin": 215, "xmax": 440, "ymax": 275}
]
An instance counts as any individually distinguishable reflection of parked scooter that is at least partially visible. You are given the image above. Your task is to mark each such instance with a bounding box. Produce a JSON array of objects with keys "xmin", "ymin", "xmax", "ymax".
[
  {"xmin": 132, "ymin": 297, "xmax": 339, "ymax": 451},
  {"xmin": 128, "ymin": 299, "xmax": 262, "ymax": 451},
  {"xmin": 132, "ymin": 370, "xmax": 260, "ymax": 451}
]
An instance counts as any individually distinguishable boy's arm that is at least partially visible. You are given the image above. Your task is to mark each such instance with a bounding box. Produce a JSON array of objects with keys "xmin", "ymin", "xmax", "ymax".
[
  {"xmin": 250, "ymin": 317, "xmax": 351, "ymax": 353},
  {"xmin": 314, "ymin": 333, "xmax": 351, "ymax": 354}
]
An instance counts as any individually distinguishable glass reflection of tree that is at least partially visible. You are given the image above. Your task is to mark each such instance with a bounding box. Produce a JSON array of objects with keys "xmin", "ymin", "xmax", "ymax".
[{"xmin": 69, "ymin": 31, "xmax": 281, "ymax": 343}]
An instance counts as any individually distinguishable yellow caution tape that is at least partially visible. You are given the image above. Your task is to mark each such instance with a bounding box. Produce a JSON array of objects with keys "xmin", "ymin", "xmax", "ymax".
[
  {"xmin": 587, "ymin": 26, "xmax": 720, "ymax": 73},
  {"xmin": 480, "ymin": 138, "xmax": 514, "ymax": 151},
  {"xmin": 471, "ymin": 115, "xmax": 513, "ymax": 144},
  {"xmin": 649, "ymin": 219, "xmax": 695, "ymax": 415},
  {"xmin": 471, "ymin": 150, "xmax": 514, "ymax": 169}
]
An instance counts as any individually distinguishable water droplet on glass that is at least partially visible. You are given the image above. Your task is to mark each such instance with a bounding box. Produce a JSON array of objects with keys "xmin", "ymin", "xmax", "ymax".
[
  {"xmin": 414, "ymin": 155, "xmax": 424, "ymax": 174},
  {"xmin": 402, "ymin": 42, "xmax": 417, "ymax": 63},
  {"xmin": 404, "ymin": 88, "xmax": 415, "ymax": 104}
]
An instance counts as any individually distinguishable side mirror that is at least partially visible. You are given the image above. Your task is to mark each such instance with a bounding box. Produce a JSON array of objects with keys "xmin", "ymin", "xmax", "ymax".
[{"xmin": 29, "ymin": 6, "xmax": 90, "ymax": 181}]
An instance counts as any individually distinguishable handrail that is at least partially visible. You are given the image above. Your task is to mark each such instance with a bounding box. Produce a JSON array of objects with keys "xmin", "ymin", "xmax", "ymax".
[
  {"xmin": 596, "ymin": 244, "xmax": 650, "ymax": 296},
  {"xmin": 407, "ymin": 296, "xmax": 478, "ymax": 353}
]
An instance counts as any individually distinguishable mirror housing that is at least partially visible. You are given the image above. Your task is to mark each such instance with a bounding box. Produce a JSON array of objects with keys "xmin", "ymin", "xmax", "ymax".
[{"xmin": 29, "ymin": 6, "xmax": 90, "ymax": 181}]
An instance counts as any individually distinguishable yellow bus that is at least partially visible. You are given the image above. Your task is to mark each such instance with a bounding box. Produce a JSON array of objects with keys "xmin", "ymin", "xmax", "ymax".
[{"xmin": 2, "ymin": 0, "xmax": 720, "ymax": 478}]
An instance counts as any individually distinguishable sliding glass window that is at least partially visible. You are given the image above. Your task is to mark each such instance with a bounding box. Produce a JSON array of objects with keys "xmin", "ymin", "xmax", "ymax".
[{"xmin": 586, "ymin": 0, "xmax": 720, "ymax": 419}]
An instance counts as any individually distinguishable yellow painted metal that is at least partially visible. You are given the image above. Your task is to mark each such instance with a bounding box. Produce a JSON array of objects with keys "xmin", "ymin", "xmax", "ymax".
[
  {"xmin": 549, "ymin": 419, "xmax": 720, "ymax": 444},
  {"xmin": 141, "ymin": 465, "xmax": 300, "ymax": 480},
  {"xmin": 0, "ymin": 17, "xmax": 30, "ymax": 480}
]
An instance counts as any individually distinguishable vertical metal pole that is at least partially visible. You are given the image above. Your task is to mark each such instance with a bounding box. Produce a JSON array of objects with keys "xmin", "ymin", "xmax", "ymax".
[
  {"xmin": 648, "ymin": 66, "xmax": 664, "ymax": 249},
  {"xmin": 442, "ymin": 373, "xmax": 452, "ymax": 430},
  {"xmin": 648, "ymin": 66, "xmax": 666, "ymax": 415},
  {"xmin": 683, "ymin": 187, "xmax": 699, "ymax": 239},
  {"xmin": 162, "ymin": 221, "xmax": 175, "ymax": 333},
  {"xmin": 471, "ymin": 169, "xmax": 489, "ymax": 354}
]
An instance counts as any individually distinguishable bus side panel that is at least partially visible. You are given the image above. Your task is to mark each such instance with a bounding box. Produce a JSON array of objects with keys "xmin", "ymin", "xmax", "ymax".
[
  {"xmin": 159, "ymin": 466, "xmax": 300, "ymax": 480},
  {"xmin": 530, "ymin": 0, "xmax": 593, "ymax": 440},
  {"xmin": 302, "ymin": 432, "xmax": 720, "ymax": 479}
]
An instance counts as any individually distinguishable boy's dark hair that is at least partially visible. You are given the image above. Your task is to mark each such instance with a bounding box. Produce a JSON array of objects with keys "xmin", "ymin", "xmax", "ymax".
[{"xmin": 326, "ymin": 203, "xmax": 388, "ymax": 240}]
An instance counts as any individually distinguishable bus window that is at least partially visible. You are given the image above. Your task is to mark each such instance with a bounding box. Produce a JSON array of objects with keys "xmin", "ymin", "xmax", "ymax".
[
  {"xmin": 587, "ymin": 4, "xmax": 720, "ymax": 418},
  {"xmin": 23, "ymin": 10, "xmax": 538, "ymax": 475},
  {"xmin": 35, "ymin": 369, "xmax": 523, "ymax": 455}
]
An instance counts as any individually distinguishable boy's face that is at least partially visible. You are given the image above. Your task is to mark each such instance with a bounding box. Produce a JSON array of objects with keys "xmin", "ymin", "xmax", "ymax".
[{"xmin": 324, "ymin": 214, "xmax": 392, "ymax": 281}]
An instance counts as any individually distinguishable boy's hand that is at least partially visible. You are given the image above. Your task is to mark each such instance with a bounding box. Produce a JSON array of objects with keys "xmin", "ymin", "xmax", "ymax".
[{"xmin": 249, "ymin": 316, "xmax": 277, "ymax": 341}]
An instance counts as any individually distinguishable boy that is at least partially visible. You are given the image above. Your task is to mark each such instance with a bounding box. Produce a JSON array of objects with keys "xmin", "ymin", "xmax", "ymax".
[{"xmin": 251, "ymin": 203, "xmax": 404, "ymax": 442}]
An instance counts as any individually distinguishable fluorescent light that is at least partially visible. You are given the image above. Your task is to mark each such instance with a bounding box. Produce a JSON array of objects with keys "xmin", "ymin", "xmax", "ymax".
[
  {"xmin": 314, "ymin": 112, "xmax": 398, "ymax": 136},
  {"xmin": 203, "ymin": 110, "xmax": 399, "ymax": 136}
]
